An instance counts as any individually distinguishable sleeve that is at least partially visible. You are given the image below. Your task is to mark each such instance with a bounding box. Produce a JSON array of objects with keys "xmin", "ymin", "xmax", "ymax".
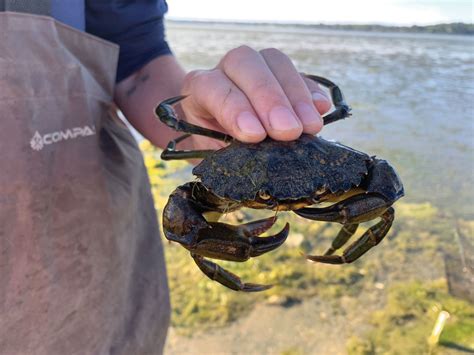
[{"xmin": 85, "ymin": 0, "xmax": 172, "ymax": 82}]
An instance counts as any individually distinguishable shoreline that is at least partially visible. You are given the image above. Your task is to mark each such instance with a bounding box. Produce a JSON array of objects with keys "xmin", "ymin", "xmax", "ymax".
[{"xmin": 167, "ymin": 19, "xmax": 474, "ymax": 36}]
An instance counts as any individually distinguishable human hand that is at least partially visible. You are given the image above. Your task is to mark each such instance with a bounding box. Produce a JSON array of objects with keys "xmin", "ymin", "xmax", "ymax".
[{"xmin": 179, "ymin": 46, "xmax": 332, "ymax": 150}]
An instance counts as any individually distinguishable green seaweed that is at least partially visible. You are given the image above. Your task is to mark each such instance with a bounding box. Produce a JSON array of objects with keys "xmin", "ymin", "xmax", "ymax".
[
  {"xmin": 279, "ymin": 346, "xmax": 306, "ymax": 355},
  {"xmin": 365, "ymin": 280, "xmax": 474, "ymax": 354},
  {"xmin": 346, "ymin": 336, "xmax": 375, "ymax": 355}
]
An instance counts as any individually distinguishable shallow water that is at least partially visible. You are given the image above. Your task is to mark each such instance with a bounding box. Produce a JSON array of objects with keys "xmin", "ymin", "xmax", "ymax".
[{"xmin": 166, "ymin": 22, "xmax": 474, "ymax": 218}]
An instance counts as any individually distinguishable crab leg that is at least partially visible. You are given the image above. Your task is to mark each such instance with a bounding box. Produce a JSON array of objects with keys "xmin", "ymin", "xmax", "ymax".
[
  {"xmin": 324, "ymin": 223, "xmax": 359, "ymax": 256},
  {"xmin": 294, "ymin": 193, "xmax": 391, "ymax": 224},
  {"xmin": 156, "ymin": 95, "xmax": 233, "ymax": 138},
  {"xmin": 305, "ymin": 208, "xmax": 394, "ymax": 264},
  {"xmin": 294, "ymin": 193, "xmax": 392, "ymax": 262},
  {"xmin": 155, "ymin": 96, "xmax": 234, "ymax": 160},
  {"xmin": 160, "ymin": 134, "xmax": 215, "ymax": 160},
  {"xmin": 305, "ymin": 74, "xmax": 352, "ymax": 125},
  {"xmin": 192, "ymin": 254, "xmax": 273, "ymax": 292}
]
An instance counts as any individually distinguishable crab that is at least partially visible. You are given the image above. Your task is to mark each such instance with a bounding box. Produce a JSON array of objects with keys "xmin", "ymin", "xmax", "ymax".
[{"xmin": 155, "ymin": 75, "xmax": 404, "ymax": 292}]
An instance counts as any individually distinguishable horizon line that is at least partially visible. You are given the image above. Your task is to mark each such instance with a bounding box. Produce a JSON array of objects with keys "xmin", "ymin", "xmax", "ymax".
[{"xmin": 167, "ymin": 17, "xmax": 472, "ymax": 28}]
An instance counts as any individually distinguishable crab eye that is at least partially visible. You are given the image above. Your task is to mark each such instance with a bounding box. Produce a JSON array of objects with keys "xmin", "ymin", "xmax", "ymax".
[{"xmin": 258, "ymin": 190, "xmax": 271, "ymax": 200}]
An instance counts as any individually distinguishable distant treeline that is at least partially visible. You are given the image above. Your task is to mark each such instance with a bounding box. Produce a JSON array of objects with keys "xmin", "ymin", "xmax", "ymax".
[
  {"xmin": 308, "ymin": 22, "xmax": 474, "ymax": 35},
  {"xmin": 169, "ymin": 20, "xmax": 474, "ymax": 35}
]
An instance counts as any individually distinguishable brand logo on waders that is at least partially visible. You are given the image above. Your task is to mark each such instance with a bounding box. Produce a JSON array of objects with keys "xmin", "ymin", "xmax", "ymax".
[{"xmin": 30, "ymin": 126, "xmax": 96, "ymax": 151}]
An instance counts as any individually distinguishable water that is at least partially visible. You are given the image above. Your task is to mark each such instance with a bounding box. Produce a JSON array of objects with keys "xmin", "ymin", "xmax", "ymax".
[{"xmin": 166, "ymin": 21, "xmax": 474, "ymax": 218}]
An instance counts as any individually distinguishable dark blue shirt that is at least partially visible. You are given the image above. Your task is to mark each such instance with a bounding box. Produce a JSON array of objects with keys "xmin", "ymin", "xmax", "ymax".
[
  {"xmin": 51, "ymin": 0, "xmax": 171, "ymax": 82},
  {"xmin": 86, "ymin": 1, "xmax": 171, "ymax": 82}
]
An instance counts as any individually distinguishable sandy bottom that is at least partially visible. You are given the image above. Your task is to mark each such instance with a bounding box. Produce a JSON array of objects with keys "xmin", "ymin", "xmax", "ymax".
[{"xmin": 164, "ymin": 288, "xmax": 384, "ymax": 355}]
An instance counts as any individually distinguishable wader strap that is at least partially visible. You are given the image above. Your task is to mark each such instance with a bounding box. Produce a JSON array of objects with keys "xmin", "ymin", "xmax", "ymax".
[{"xmin": 0, "ymin": 0, "xmax": 50, "ymax": 15}]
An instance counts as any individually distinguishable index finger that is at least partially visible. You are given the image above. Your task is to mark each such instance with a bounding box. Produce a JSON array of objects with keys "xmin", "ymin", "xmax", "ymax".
[{"xmin": 218, "ymin": 46, "xmax": 303, "ymax": 141}]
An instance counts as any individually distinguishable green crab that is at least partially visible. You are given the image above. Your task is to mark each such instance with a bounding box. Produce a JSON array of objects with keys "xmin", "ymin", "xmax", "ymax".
[{"xmin": 155, "ymin": 75, "xmax": 404, "ymax": 292}]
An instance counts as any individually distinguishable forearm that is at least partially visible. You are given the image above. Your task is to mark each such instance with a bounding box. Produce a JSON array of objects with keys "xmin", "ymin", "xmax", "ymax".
[{"xmin": 114, "ymin": 54, "xmax": 187, "ymax": 149}]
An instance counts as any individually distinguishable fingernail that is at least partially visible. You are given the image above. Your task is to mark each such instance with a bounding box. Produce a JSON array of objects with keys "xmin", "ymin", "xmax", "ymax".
[
  {"xmin": 268, "ymin": 106, "xmax": 301, "ymax": 131},
  {"xmin": 236, "ymin": 111, "xmax": 266, "ymax": 136},
  {"xmin": 295, "ymin": 102, "xmax": 323, "ymax": 127},
  {"xmin": 312, "ymin": 92, "xmax": 331, "ymax": 105}
]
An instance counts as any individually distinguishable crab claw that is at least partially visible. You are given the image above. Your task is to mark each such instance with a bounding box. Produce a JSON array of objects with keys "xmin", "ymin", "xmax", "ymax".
[
  {"xmin": 240, "ymin": 216, "xmax": 278, "ymax": 237},
  {"xmin": 198, "ymin": 217, "xmax": 289, "ymax": 261},
  {"xmin": 249, "ymin": 222, "xmax": 290, "ymax": 257},
  {"xmin": 188, "ymin": 218, "xmax": 289, "ymax": 292},
  {"xmin": 162, "ymin": 184, "xmax": 290, "ymax": 291}
]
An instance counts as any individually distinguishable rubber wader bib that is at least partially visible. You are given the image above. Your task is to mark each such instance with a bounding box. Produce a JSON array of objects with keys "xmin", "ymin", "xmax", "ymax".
[{"xmin": 0, "ymin": 11, "xmax": 170, "ymax": 355}]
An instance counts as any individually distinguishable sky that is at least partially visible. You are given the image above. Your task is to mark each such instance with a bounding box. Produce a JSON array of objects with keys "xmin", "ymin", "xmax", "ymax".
[{"xmin": 167, "ymin": 0, "xmax": 473, "ymax": 26}]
